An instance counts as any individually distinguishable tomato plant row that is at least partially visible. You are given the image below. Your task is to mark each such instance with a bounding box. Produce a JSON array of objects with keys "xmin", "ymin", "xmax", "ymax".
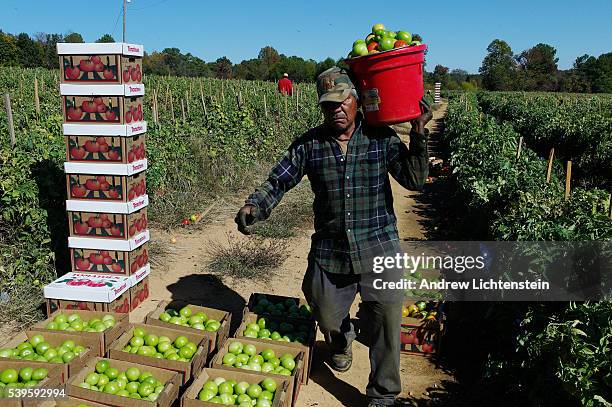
[
  {"xmin": 444, "ymin": 93, "xmax": 611, "ymax": 241},
  {"xmin": 477, "ymin": 91, "xmax": 612, "ymax": 189}
]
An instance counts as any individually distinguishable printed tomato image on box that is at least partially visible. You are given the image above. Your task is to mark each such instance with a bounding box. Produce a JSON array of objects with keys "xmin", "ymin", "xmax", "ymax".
[
  {"xmin": 70, "ymin": 243, "xmax": 149, "ymax": 274},
  {"xmin": 130, "ymin": 276, "xmax": 149, "ymax": 311},
  {"xmin": 66, "ymin": 172, "xmax": 146, "ymax": 202},
  {"xmin": 58, "ymin": 42, "xmax": 144, "ymax": 84},
  {"xmin": 66, "ymin": 134, "xmax": 146, "ymax": 163},
  {"xmin": 121, "ymin": 56, "xmax": 143, "ymax": 83},
  {"xmin": 68, "ymin": 207, "xmax": 147, "ymax": 240},
  {"xmin": 62, "ymin": 95, "xmax": 143, "ymax": 124},
  {"xmin": 61, "ymin": 55, "xmax": 121, "ymax": 82}
]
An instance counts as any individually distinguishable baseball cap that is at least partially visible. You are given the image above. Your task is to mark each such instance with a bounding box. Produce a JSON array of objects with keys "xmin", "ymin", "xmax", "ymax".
[
  {"xmin": 283, "ymin": 73, "xmax": 289, "ymax": 77},
  {"xmin": 316, "ymin": 67, "xmax": 356, "ymax": 104}
]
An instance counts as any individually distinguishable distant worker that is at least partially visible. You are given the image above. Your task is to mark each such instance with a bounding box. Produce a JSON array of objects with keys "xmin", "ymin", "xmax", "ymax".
[{"xmin": 278, "ymin": 73, "xmax": 293, "ymax": 95}]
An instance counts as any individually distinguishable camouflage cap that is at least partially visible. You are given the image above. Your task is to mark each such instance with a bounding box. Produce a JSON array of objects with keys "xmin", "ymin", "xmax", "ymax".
[{"xmin": 316, "ymin": 67, "xmax": 356, "ymax": 104}]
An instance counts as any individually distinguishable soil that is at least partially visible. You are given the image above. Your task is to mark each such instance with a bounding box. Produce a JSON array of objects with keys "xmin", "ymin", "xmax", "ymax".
[{"xmin": 1, "ymin": 103, "xmax": 455, "ymax": 407}]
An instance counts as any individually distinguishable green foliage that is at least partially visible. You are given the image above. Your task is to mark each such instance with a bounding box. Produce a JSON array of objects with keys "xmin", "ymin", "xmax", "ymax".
[
  {"xmin": 63, "ymin": 32, "xmax": 84, "ymax": 43},
  {"xmin": 0, "ymin": 32, "xmax": 19, "ymax": 67},
  {"xmin": 95, "ymin": 34, "xmax": 115, "ymax": 43},
  {"xmin": 477, "ymin": 91, "xmax": 612, "ymax": 189},
  {"xmin": 516, "ymin": 302, "xmax": 612, "ymax": 406},
  {"xmin": 444, "ymin": 93, "xmax": 611, "ymax": 240},
  {"xmin": 479, "ymin": 39, "xmax": 518, "ymax": 91},
  {"xmin": 443, "ymin": 94, "xmax": 612, "ymax": 406}
]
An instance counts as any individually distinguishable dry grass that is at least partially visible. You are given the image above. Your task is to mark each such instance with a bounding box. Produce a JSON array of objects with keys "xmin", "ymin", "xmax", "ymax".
[{"xmin": 205, "ymin": 234, "xmax": 288, "ymax": 281}]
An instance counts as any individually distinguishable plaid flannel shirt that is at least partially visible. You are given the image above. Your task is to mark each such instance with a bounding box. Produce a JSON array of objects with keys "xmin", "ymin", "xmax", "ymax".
[{"xmin": 246, "ymin": 115, "xmax": 429, "ymax": 274}]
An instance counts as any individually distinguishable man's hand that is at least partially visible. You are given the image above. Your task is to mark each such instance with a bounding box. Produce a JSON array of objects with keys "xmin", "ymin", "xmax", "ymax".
[
  {"xmin": 410, "ymin": 98, "xmax": 433, "ymax": 135},
  {"xmin": 235, "ymin": 204, "xmax": 259, "ymax": 235}
]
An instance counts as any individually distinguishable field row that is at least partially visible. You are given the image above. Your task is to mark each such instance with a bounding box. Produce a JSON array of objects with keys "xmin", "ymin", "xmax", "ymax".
[{"xmin": 476, "ymin": 91, "xmax": 612, "ymax": 189}]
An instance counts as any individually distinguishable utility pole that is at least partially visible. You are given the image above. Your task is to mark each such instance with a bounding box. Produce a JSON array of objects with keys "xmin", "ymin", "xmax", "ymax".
[{"xmin": 123, "ymin": 0, "xmax": 127, "ymax": 42}]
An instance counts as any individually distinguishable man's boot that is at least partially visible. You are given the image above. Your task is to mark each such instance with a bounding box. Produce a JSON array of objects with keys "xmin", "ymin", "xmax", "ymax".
[{"xmin": 329, "ymin": 343, "xmax": 352, "ymax": 372}]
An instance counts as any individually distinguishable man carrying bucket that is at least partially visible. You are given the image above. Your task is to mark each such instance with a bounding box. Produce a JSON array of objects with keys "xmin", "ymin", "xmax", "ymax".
[{"xmin": 236, "ymin": 67, "xmax": 431, "ymax": 406}]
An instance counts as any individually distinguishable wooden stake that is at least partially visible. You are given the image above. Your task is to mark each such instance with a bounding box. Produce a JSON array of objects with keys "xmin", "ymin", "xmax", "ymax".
[
  {"xmin": 608, "ymin": 194, "xmax": 612, "ymax": 220},
  {"xmin": 185, "ymin": 91, "xmax": 190, "ymax": 116},
  {"xmin": 181, "ymin": 99, "xmax": 186, "ymax": 124},
  {"xmin": 34, "ymin": 77, "xmax": 40, "ymax": 118},
  {"xmin": 200, "ymin": 89, "xmax": 207, "ymax": 117},
  {"xmin": 284, "ymin": 95, "xmax": 288, "ymax": 116},
  {"xmin": 169, "ymin": 91, "xmax": 175, "ymax": 123},
  {"xmin": 237, "ymin": 91, "xmax": 243, "ymax": 109},
  {"xmin": 516, "ymin": 137, "xmax": 523, "ymax": 159},
  {"xmin": 546, "ymin": 148, "xmax": 555, "ymax": 183},
  {"xmin": 564, "ymin": 161, "xmax": 572, "ymax": 200},
  {"xmin": 4, "ymin": 93, "xmax": 15, "ymax": 147},
  {"xmin": 264, "ymin": 94, "xmax": 268, "ymax": 117}
]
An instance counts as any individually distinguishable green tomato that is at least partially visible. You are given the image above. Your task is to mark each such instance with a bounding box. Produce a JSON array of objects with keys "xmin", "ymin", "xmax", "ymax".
[{"xmin": 31, "ymin": 368, "xmax": 48, "ymax": 381}]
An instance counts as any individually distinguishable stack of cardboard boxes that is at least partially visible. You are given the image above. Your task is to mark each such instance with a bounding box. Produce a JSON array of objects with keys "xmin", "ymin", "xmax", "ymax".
[{"xmin": 44, "ymin": 43, "xmax": 150, "ymax": 314}]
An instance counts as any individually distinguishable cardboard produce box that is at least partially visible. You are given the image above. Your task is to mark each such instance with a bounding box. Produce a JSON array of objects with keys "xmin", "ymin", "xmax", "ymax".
[
  {"xmin": 68, "ymin": 207, "xmax": 147, "ymax": 240},
  {"xmin": 0, "ymin": 331, "xmax": 99, "ymax": 383},
  {"xmin": 235, "ymin": 313, "xmax": 316, "ymax": 385},
  {"xmin": 246, "ymin": 293, "xmax": 313, "ymax": 321},
  {"xmin": 400, "ymin": 300, "xmax": 445, "ymax": 357},
  {"xmin": 57, "ymin": 42, "xmax": 144, "ymax": 85},
  {"xmin": 70, "ymin": 242, "xmax": 149, "ymax": 276},
  {"xmin": 0, "ymin": 359, "xmax": 63, "ymax": 407},
  {"xmin": 62, "ymin": 95, "xmax": 144, "ymax": 126},
  {"xmin": 182, "ymin": 367, "xmax": 290, "ymax": 407},
  {"xmin": 63, "ymin": 121, "xmax": 147, "ymax": 138},
  {"xmin": 108, "ymin": 323, "xmax": 209, "ymax": 385},
  {"xmin": 69, "ymin": 229, "xmax": 149, "ymax": 254},
  {"xmin": 64, "ymin": 160, "xmax": 147, "ymax": 178},
  {"xmin": 30, "ymin": 310, "xmax": 129, "ymax": 356},
  {"xmin": 145, "ymin": 301, "xmax": 231, "ymax": 356},
  {"xmin": 129, "ymin": 275, "xmax": 150, "ymax": 311},
  {"xmin": 66, "ymin": 357, "xmax": 180, "ymax": 407},
  {"xmin": 66, "ymin": 134, "xmax": 146, "ymax": 164},
  {"xmin": 211, "ymin": 338, "xmax": 304, "ymax": 406},
  {"xmin": 66, "ymin": 171, "xmax": 146, "ymax": 203},
  {"xmin": 44, "ymin": 272, "xmax": 132, "ymax": 315},
  {"xmin": 41, "ymin": 396, "xmax": 110, "ymax": 406}
]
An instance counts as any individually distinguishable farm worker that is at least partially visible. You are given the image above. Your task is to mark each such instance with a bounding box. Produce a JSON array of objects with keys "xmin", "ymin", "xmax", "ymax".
[
  {"xmin": 236, "ymin": 67, "xmax": 431, "ymax": 407},
  {"xmin": 278, "ymin": 72, "xmax": 293, "ymax": 95}
]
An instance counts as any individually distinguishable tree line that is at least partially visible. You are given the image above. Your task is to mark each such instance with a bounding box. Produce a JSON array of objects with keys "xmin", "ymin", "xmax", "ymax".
[
  {"xmin": 0, "ymin": 30, "xmax": 609, "ymax": 92},
  {"xmin": 478, "ymin": 39, "xmax": 611, "ymax": 93}
]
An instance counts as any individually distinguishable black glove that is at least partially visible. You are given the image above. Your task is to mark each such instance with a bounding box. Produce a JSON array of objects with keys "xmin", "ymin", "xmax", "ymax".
[
  {"xmin": 234, "ymin": 204, "xmax": 259, "ymax": 235},
  {"xmin": 410, "ymin": 97, "xmax": 433, "ymax": 135}
]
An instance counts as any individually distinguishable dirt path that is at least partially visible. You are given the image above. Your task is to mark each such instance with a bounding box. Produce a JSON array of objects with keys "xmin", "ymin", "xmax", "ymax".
[
  {"xmin": 129, "ymin": 102, "xmax": 453, "ymax": 407},
  {"xmin": 1, "ymin": 103, "xmax": 453, "ymax": 406}
]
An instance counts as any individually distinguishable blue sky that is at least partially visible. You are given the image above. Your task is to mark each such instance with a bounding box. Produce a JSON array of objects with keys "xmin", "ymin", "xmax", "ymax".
[{"xmin": 2, "ymin": 0, "xmax": 611, "ymax": 73}]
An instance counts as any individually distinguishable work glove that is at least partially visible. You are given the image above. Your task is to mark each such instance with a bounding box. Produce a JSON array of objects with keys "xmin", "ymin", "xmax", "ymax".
[
  {"xmin": 234, "ymin": 204, "xmax": 259, "ymax": 235},
  {"xmin": 410, "ymin": 98, "xmax": 433, "ymax": 135}
]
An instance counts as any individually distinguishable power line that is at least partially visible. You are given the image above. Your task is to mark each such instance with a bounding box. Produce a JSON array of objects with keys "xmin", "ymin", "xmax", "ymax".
[{"xmin": 111, "ymin": 3, "xmax": 123, "ymax": 37}]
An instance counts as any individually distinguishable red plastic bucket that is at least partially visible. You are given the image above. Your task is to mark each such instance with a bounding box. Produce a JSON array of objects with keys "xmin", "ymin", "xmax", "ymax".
[{"xmin": 345, "ymin": 44, "xmax": 427, "ymax": 126}]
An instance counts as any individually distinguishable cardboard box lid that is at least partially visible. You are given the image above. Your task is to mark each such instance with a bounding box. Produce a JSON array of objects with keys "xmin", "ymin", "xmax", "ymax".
[
  {"xmin": 129, "ymin": 264, "xmax": 150, "ymax": 287},
  {"xmin": 60, "ymin": 83, "xmax": 145, "ymax": 97},
  {"xmin": 62, "ymin": 121, "xmax": 147, "ymax": 137},
  {"xmin": 68, "ymin": 229, "xmax": 150, "ymax": 251},
  {"xmin": 66, "ymin": 194, "xmax": 149, "ymax": 214},
  {"xmin": 44, "ymin": 272, "xmax": 131, "ymax": 302},
  {"xmin": 64, "ymin": 159, "xmax": 147, "ymax": 176},
  {"xmin": 57, "ymin": 42, "xmax": 144, "ymax": 57}
]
